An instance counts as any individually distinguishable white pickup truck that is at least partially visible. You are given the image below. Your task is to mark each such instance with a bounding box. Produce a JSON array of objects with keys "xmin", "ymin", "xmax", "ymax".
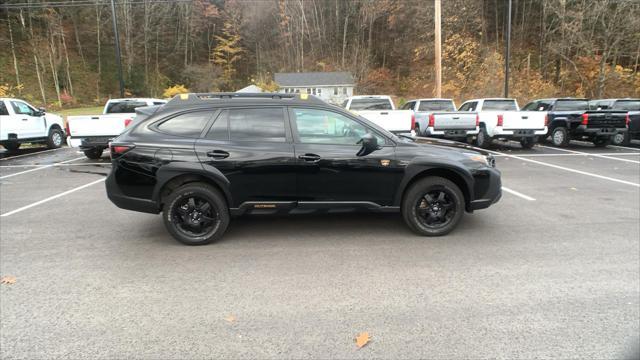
[
  {"xmin": 342, "ymin": 95, "xmax": 414, "ymax": 134},
  {"xmin": 401, "ymin": 98, "xmax": 479, "ymax": 141},
  {"xmin": 0, "ymin": 98, "xmax": 66, "ymax": 152},
  {"xmin": 67, "ymin": 98, "xmax": 166, "ymax": 159},
  {"xmin": 458, "ymin": 98, "xmax": 547, "ymax": 149}
]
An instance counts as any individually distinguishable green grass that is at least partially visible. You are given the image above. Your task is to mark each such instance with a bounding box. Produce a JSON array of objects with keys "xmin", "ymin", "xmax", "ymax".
[{"xmin": 56, "ymin": 106, "xmax": 104, "ymax": 117}]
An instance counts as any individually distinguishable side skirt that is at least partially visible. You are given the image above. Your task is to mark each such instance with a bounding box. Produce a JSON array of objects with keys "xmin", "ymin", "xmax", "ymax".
[{"xmin": 229, "ymin": 201, "xmax": 400, "ymax": 216}]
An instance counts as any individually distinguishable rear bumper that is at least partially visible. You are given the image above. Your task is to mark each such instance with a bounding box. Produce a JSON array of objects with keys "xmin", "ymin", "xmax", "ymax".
[
  {"xmin": 425, "ymin": 127, "xmax": 479, "ymax": 137},
  {"xmin": 68, "ymin": 136, "xmax": 114, "ymax": 150},
  {"xmin": 469, "ymin": 167, "xmax": 502, "ymax": 211},
  {"xmin": 493, "ymin": 127, "xmax": 547, "ymax": 138},
  {"xmin": 105, "ymin": 170, "xmax": 160, "ymax": 214},
  {"xmin": 574, "ymin": 125, "xmax": 627, "ymax": 137}
]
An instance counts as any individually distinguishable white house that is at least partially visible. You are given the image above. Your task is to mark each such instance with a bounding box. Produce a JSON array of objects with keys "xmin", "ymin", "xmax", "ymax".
[{"xmin": 274, "ymin": 72, "xmax": 354, "ymax": 104}]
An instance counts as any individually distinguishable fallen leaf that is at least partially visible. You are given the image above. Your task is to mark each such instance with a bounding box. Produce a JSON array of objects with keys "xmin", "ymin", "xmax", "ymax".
[
  {"xmin": 355, "ymin": 332, "xmax": 370, "ymax": 349},
  {"xmin": 1, "ymin": 276, "xmax": 16, "ymax": 285},
  {"xmin": 570, "ymin": 187, "xmax": 578, "ymax": 191},
  {"xmin": 225, "ymin": 315, "xmax": 236, "ymax": 323}
]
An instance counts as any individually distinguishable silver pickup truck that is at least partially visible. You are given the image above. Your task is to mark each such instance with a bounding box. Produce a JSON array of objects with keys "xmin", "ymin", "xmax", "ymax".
[{"xmin": 401, "ymin": 99, "xmax": 478, "ymax": 141}]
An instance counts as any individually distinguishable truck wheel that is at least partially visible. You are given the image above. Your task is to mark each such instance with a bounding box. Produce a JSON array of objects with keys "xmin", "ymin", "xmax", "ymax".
[
  {"xmin": 402, "ymin": 176, "xmax": 464, "ymax": 237},
  {"xmin": 551, "ymin": 127, "xmax": 570, "ymax": 147},
  {"xmin": 520, "ymin": 137, "xmax": 536, "ymax": 149},
  {"xmin": 414, "ymin": 124, "xmax": 421, "ymax": 136},
  {"xmin": 475, "ymin": 127, "xmax": 492, "ymax": 148},
  {"xmin": 592, "ymin": 137, "xmax": 611, "ymax": 148},
  {"xmin": 163, "ymin": 182, "xmax": 229, "ymax": 245},
  {"xmin": 3, "ymin": 143, "xmax": 20, "ymax": 152},
  {"xmin": 83, "ymin": 148, "xmax": 104, "ymax": 159},
  {"xmin": 46, "ymin": 128, "xmax": 64, "ymax": 149},
  {"xmin": 612, "ymin": 132, "xmax": 630, "ymax": 146}
]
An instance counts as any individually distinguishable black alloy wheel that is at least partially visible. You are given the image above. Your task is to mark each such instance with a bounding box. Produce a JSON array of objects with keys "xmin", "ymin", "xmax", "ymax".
[
  {"xmin": 171, "ymin": 195, "xmax": 220, "ymax": 238},
  {"xmin": 402, "ymin": 176, "xmax": 464, "ymax": 236},
  {"xmin": 415, "ymin": 189, "xmax": 457, "ymax": 229}
]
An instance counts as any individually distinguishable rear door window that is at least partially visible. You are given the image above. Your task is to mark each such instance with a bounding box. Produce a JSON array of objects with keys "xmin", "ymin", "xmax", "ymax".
[
  {"xmin": 155, "ymin": 111, "xmax": 213, "ymax": 137},
  {"xmin": 459, "ymin": 102, "xmax": 477, "ymax": 111},
  {"xmin": 482, "ymin": 100, "xmax": 518, "ymax": 111},
  {"xmin": 228, "ymin": 107, "xmax": 286, "ymax": 142}
]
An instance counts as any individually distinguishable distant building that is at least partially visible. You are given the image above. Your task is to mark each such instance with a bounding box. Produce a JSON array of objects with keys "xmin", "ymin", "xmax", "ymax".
[
  {"xmin": 236, "ymin": 84, "xmax": 264, "ymax": 93},
  {"xmin": 274, "ymin": 72, "xmax": 354, "ymax": 104}
]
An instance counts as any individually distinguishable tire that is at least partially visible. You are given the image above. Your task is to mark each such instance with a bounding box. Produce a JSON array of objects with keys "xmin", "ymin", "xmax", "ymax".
[
  {"xmin": 83, "ymin": 148, "xmax": 104, "ymax": 159},
  {"xmin": 3, "ymin": 142, "xmax": 20, "ymax": 152},
  {"xmin": 592, "ymin": 137, "xmax": 611, "ymax": 148},
  {"xmin": 612, "ymin": 132, "xmax": 630, "ymax": 146},
  {"xmin": 520, "ymin": 137, "xmax": 536, "ymax": 149},
  {"xmin": 46, "ymin": 128, "xmax": 64, "ymax": 149},
  {"xmin": 162, "ymin": 182, "xmax": 229, "ymax": 245},
  {"xmin": 475, "ymin": 126, "xmax": 492, "ymax": 149},
  {"xmin": 550, "ymin": 127, "xmax": 570, "ymax": 147},
  {"xmin": 537, "ymin": 134, "xmax": 548, "ymax": 143},
  {"xmin": 414, "ymin": 124, "xmax": 421, "ymax": 136},
  {"xmin": 402, "ymin": 176, "xmax": 465, "ymax": 237}
]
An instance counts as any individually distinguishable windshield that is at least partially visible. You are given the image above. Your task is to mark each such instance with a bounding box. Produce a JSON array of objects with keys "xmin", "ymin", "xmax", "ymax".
[
  {"xmin": 418, "ymin": 101, "xmax": 455, "ymax": 112},
  {"xmin": 350, "ymin": 98, "xmax": 393, "ymax": 110},
  {"xmin": 613, "ymin": 100, "xmax": 640, "ymax": 111},
  {"xmin": 555, "ymin": 100, "xmax": 589, "ymax": 111},
  {"xmin": 483, "ymin": 100, "xmax": 518, "ymax": 111},
  {"xmin": 106, "ymin": 101, "xmax": 148, "ymax": 114}
]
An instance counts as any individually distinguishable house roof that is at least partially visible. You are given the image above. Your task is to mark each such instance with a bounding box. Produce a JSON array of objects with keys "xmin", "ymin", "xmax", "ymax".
[
  {"xmin": 274, "ymin": 72, "xmax": 354, "ymax": 87},
  {"xmin": 236, "ymin": 84, "xmax": 264, "ymax": 93}
]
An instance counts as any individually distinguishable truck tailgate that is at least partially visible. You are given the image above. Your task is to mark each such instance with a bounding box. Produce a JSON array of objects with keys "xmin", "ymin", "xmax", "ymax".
[
  {"xmin": 584, "ymin": 111, "xmax": 627, "ymax": 128},
  {"xmin": 502, "ymin": 111, "xmax": 546, "ymax": 129},
  {"xmin": 67, "ymin": 114, "xmax": 129, "ymax": 137},
  {"xmin": 353, "ymin": 110, "xmax": 413, "ymax": 132},
  {"xmin": 431, "ymin": 112, "xmax": 477, "ymax": 130}
]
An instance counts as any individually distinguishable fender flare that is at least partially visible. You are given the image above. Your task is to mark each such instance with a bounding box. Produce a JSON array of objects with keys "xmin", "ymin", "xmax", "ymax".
[
  {"xmin": 549, "ymin": 118, "xmax": 569, "ymax": 131},
  {"xmin": 393, "ymin": 158, "xmax": 475, "ymax": 207},
  {"xmin": 153, "ymin": 162, "xmax": 232, "ymax": 206}
]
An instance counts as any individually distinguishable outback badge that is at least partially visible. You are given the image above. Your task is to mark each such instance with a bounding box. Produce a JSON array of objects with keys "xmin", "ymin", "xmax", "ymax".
[{"xmin": 380, "ymin": 159, "xmax": 391, "ymax": 166}]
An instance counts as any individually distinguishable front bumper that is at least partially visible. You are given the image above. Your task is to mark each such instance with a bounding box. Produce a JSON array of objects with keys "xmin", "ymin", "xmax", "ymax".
[{"xmin": 468, "ymin": 167, "xmax": 502, "ymax": 211}]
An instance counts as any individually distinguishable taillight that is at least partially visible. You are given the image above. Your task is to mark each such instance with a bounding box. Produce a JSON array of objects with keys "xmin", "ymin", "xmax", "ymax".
[
  {"xmin": 428, "ymin": 113, "xmax": 435, "ymax": 127},
  {"xmin": 110, "ymin": 144, "xmax": 135, "ymax": 158},
  {"xmin": 581, "ymin": 113, "xmax": 589, "ymax": 125},
  {"xmin": 626, "ymin": 113, "xmax": 630, "ymax": 127},
  {"xmin": 544, "ymin": 114, "xmax": 549, "ymax": 126},
  {"xmin": 497, "ymin": 114, "xmax": 504, "ymax": 127},
  {"xmin": 124, "ymin": 118, "xmax": 133, "ymax": 127},
  {"xmin": 411, "ymin": 114, "xmax": 416, "ymax": 130},
  {"xmin": 65, "ymin": 121, "xmax": 71, "ymax": 136},
  {"xmin": 475, "ymin": 114, "xmax": 480, "ymax": 127}
]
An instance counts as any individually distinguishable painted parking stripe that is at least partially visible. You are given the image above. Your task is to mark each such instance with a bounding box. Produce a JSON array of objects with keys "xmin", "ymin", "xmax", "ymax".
[
  {"xmin": 609, "ymin": 145, "xmax": 640, "ymax": 152},
  {"xmin": 0, "ymin": 163, "xmax": 109, "ymax": 168},
  {"xmin": 0, "ymin": 178, "xmax": 106, "ymax": 217},
  {"xmin": 492, "ymin": 152, "xmax": 640, "ymax": 158},
  {"xmin": 538, "ymin": 145, "xmax": 640, "ymax": 164},
  {"xmin": 488, "ymin": 149, "xmax": 640, "ymax": 188},
  {"xmin": 0, "ymin": 147, "xmax": 69, "ymax": 161},
  {"xmin": 501, "ymin": 187, "xmax": 536, "ymax": 201},
  {"xmin": 0, "ymin": 157, "xmax": 85, "ymax": 180}
]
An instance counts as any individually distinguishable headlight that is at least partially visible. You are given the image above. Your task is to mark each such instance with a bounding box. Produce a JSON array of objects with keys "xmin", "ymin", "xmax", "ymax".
[{"xmin": 463, "ymin": 152, "xmax": 494, "ymax": 167}]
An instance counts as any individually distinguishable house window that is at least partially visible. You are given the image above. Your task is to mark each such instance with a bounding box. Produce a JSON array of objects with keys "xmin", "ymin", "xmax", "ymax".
[
  {"xmin": 306, "ymin": 88, "xmax": 311, "ymax": 94},
  {"xmin": 295, "ymin": 89, "xmax": 300, "ymax": 93},
  {"xmin": 317, "ymin": 88, "xmax": 322, "ymax": 95},
  {"xmin": 333, "ymin": 87, "xmax": 338, "ymax": 95},
  {"xmin": 284, "ymin": 88, "xmax": 288, "ymax": 93},
  {"xmin": 312, "ymin": 88, "xmax": 317, "ymax": 95},
  {"xmin": 342, "ymin": 87, "xmax": 347, "ymax": 95}
]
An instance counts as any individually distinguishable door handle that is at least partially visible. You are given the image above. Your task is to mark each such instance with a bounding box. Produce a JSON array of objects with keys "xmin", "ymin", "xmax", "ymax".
[
  {"xmin": 452, "ymin": 117, "xmax": 460, "ymax": 120},
  {"xmin": 380, "ymin": 112, "xmax": 389, "ymax": 115},
  {"xmin": 206, "ymin": 150, "xmax": 230, "ymax": 159},
  {"xmin": 298, "ymin": 153, "xmax": 321, "ymax": 162},
  {"xmin": 22, "ymin": 118, "xmax": 28, "ymax": 121}
]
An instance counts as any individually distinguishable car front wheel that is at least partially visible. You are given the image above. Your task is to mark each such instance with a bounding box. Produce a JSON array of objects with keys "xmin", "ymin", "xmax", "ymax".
[
  {"xmin": 47, "ymin": 128, "xmax": 64, "ymax": 149},
  {"xmin": 163, "ymin": 183, "xmax": 229, "ymax": 245},
  {"xmin": 402, "ymin": 176, "xmax": 465, "ymax": 236}
]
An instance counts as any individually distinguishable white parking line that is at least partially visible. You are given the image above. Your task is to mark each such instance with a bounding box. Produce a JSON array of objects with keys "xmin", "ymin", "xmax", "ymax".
[
  {"xmin": 488, "ymin": 149, "xmax": 640, "ymax": 188},
  {"xmin": 0, "ymin": 147, "xmax": 68, "ymax": 161},
  {"xmin": 0, "ymin": 157, "xmax": 85, "ymax": 180},
  {"xmin": 501, "ymin": 187, "xmax": 536, "ymax": 201},
  {"xmin": 538, "ymin": 145, "xmax": 640, "ymax": 164},
  {"xmin": 492, "ymin": 152, "xmax": 640, "ymax": 157},
  {"xmin": 610, "ymin": 145, "xmax": 640, "ymax": 152},
  {"xmin": 0, "ymin": 178, "xmax": 106, "ymax": 217},
  {"xmin": 0, "ymin": 163, "xmax": 109, "ymax": 168}
]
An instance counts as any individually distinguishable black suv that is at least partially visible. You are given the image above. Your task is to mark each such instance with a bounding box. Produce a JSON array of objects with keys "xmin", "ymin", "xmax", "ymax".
[{"xmin": 106, "ymin": 93, "xmax": 501, "ymax": 245}]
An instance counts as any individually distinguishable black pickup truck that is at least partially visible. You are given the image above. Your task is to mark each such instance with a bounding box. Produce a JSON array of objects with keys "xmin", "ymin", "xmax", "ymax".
[
  {"xmin": 521, "ymin": 98, "xmax": 628, "ymax": 147},
  {"xmin": 591, "ymin": 98, "xmax": 639, "ymax": 146}
]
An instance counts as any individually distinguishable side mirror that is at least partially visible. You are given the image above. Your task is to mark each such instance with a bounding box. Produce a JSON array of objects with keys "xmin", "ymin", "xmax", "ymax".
[{"xmin": 356, "ymin": 133, "xmax": 381, "ymax": 157}]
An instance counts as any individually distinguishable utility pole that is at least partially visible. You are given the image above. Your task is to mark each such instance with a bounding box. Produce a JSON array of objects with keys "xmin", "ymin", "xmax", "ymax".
[
  {"xmin": 434, "ymin": 0, "xmax": 442, "ymax": 98},
  {"xmin": 504, "ymin": 0, "xmax": 512, "ymax": 98},
  {"xmin": 110, "ymin": 0, "xmax": 125, "ymax": 97}
]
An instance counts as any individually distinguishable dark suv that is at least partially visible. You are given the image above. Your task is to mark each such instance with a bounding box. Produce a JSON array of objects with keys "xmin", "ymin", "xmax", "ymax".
[{"xmin": 106, "ymin": 93, "xmax": 501, "ymax": 245}]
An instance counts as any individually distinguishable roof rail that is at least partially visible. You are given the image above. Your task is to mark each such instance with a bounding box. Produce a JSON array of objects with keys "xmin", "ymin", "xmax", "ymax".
[{"xmin": 165, "ymin": 92, "xmax": 325, "ymax": 107}]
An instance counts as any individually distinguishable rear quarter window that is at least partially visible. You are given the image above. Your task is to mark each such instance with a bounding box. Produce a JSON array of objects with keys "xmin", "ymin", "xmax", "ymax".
[{"xmin": 155, "ymin": 111, "xmax": 213, "ymax": 137}]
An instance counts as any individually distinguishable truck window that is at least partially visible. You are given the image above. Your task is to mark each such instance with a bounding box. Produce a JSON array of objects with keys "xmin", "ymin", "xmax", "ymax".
[
  {"xmin": 554, "ymin": 100, "xmax": 589, "ymax": 111},
  {"xmin": 521, "ymin": 102, "xmax": 538, "ymax": 111},
  {"xmin": 155, "ymin": 111, "xmax": 213, "ymax": 137},
  {"xmin": 229, "ymin": 108, "xmax": 286, "ymax": 142},
  {"xmin": 418, "ymin": 100, "xmax": 454, "ymax": 112},
  {"xmin": 612, "ymin": 100, "xmax": 640, "ymax": 111},
  {"xmin": 349, "ymin": 98, "xmax": 393, "ymax": 110},
  {"xmin": 459, "ymin": 101, "xmax": 477, "ymax": 111},
  {"xmin": 401, "ymin": 101, "xmax": 415, "ymax": 110},
  {"xmin": 10, "ymin": 101, "xmax": 36, "ymax": 116},
  {"xmin": 0, "ymin": 102, "xmax": 8, "ymax": 116},
  {"xmin": 106, "ymin": 101, "xmax": 148, "ymax": 114},
  {"xmin": 482, "ymin": 100, "xmax": 518, "ymax": 111}
]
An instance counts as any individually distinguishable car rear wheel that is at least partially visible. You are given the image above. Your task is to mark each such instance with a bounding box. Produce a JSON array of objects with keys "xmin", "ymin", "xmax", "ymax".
[
  {"xmin": 520, "ymin": 137, "xmax": 536, "ymax": 149},
  {"xmin": 475, "ymin": 126, "xmax": 492, "ymax": 148},
  {"xmin": 83, "ymin": 148, "xmax": 103, "ymax": 159},
  {"xmin": 612, "ymin": 132, "xmax": 630, "ymax": 146},
  {"xmin": 46, "ymin": 128, "xmax": 64, "ymax": 149},
  {"xmin": 592, "ymin": 136, "xmax": 611, "ymax": 147},
  {"xmin": 163, "ymin": 182, "xmax": 229, "ymax": 245},
  {"xmin": 402, "ymin": 176, "xmax": 464, "ymax": 236},
  {"xmin": 551, "ymin": 127, "xmax": 570, "ymax": 147}
]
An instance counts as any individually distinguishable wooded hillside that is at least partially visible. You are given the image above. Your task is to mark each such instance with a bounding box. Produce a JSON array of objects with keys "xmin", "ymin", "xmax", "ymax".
[{"xmin": 1, "ymin": 0, "xmax": 639, "ymax": 108}]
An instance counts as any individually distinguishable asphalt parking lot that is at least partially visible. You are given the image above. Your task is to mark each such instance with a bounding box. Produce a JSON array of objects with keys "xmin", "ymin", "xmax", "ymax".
[{"xmin": 1, "ymin": 141, "xmax": 639, "ymax": 359}]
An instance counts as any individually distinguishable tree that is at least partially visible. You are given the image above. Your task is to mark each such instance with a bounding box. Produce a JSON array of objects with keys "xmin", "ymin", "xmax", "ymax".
[{"xmin": 212, "ymin": 20, "xmax": 244, "ymax": 90}]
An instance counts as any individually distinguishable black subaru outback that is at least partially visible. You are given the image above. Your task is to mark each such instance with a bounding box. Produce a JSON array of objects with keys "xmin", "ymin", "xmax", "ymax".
[{"xmin": 106, "ymin": 93, "xmax": 501, "ymax": 245}]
